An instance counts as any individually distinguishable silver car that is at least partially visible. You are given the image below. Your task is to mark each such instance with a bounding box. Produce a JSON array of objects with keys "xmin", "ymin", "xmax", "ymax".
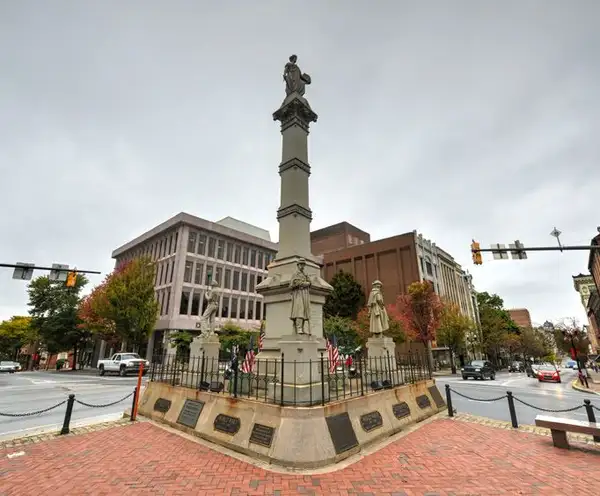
[{"xmin": 0, "ymin": 361, "xmax": 17, "ymax": 373}]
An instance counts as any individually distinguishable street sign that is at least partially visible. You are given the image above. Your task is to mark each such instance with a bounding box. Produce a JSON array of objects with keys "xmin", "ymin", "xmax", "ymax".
[
  {"xmin": 509, "ymin": 240, "xmax": 528, "ymax": 260},
  {"xmin": 490, "ymin": 244, "xmax": 509, "ymax": 260},
  {"xmin": 12, "ymin": 263, "xmax": 35, "ymax": 280},
  {"xmin": 49, "ymin": 263, "xmax": 69, "ymax": 282}
]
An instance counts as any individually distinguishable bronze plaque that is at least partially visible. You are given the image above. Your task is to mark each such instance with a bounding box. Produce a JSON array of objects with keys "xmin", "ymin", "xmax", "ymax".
[
  {"xmin": 428, "ymin": 386, "xmax": 445, "ymax": 408},
  {"xmin": 360, "ymin": 411, "xmax": 383, "ymax": 432},
  {"xmin": 392, "ymin": 402, "xmax": 410, "ymax": 419},
  {"xmin": 325, "ymin": 412, "xmax": 359, "ymax": 455},
  {"xmin": 416, "ymin": 394, "xmax": 431, "ymax": 409},
  {"xmin": 213, "ymin": 414, "xmax": 241, "ymax": 435},
  {"xmin": 249, "ymin": 423, "xmax": 275, "ymax": 448},
  {"xmin": 154, "ymin": 398, "xmax": 171, "ymax": 413},
  {"xmin": 176, "ymin": 399, "xmax": 205, "ymax": 428}
]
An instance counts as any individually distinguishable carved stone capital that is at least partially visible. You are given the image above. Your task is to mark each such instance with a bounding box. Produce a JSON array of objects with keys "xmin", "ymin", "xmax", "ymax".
[
  {"xmin": 279, "ymin": 157, "xmax": 311, "ymax": 175},
  {"xmin": 273, "ymin": 94, "xmax": 318, "ymax": 132},
  {"xmin": 277, "ymin": 203, "xmax": 313, "ymax": 221}
]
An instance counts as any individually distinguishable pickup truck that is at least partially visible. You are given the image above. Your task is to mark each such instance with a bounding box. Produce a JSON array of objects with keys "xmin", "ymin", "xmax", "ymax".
[{"xmin": 97, "ymin": 353, "xmax": 150, "ymax": 377}]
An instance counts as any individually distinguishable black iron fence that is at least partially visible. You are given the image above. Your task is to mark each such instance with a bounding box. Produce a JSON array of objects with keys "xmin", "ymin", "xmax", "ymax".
[{"xmin": 149, "ymin": 351, "xmax": 431, "ymax": 407}]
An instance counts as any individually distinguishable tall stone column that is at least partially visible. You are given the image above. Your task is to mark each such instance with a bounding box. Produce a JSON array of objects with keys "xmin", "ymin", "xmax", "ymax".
[{"xmin": 256, "ymin": 56, "xmax": 333, "ymax": 403}]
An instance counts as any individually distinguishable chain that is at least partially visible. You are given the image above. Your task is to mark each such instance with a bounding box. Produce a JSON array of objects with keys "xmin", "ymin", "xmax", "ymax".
[
  {"xmin": 593, "ymin": 404, "xmax": 600, "ymax": 412},
  {"xmin": 0, "ymin": 400, "xmax": 67, "ymax": 417},
  {"xmin": 75, "ymin": 391, "xmax": 134, "ymax": 408},
  {"xmin": 450, "ymin": 388, "xmax": 507, "ymax": 402},
  {"xmin": 512, "ymin": 396, "xmax": 585, "ymax": 413}
]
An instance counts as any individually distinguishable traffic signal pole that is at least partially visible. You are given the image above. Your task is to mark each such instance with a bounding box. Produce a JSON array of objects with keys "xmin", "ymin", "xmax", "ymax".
[
  {"xmin": 473, "ymin": 245, "xmax": 600, "ymax": 254},
  {"xmin": 0, "ymin": 263, "xmax": 101, "ymax": 274}
]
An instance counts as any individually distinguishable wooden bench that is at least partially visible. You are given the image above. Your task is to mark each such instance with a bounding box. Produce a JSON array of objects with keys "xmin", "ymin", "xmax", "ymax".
[{"xmin": 535, "ymin": 415, "xmax": 600, "ymax": 449}]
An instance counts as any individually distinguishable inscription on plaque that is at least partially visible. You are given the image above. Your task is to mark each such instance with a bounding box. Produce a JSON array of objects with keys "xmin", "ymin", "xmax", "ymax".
[
  {"xmin": 392, "ymin": 402, "xmax": 410, "ymax": 419},
  {"xmin": 416, "ymin": 394, "xmax": 431, "ymax": 409},
  {"xmin": 154, "ymin": 398, "xmax": 171, "ymax": 413},
  {"xmin": 213, "ymin": 414, "xmax": 241, "ymax": 435},
  {"xmin": 176, "ymin": 399, "xmax": 205, "ymax": 428},
  {"xmin": 249, "ymin": 423, "xmax": 275, "ymax": 448},
  {"xmin": 360, "ymin": 411, "xmax": 383, "ymax": 432},
  {"xmin": 428, "ymin": 386, "xmax": 446, "ymax": 408},
  {"xmin": 325, "ymin": 412, "xmax": 359, "ymax": 455}
]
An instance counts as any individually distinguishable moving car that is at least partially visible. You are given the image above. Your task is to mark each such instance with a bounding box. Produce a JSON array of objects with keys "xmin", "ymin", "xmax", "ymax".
[
  {"xmin": 461, "ymin": 360, "xmax": 496, "ymax": 380},
  {"xmin": 526, "ymin": 363, "xmax": 540, "ymax": 377},
  {"xmin": 0, "ymin": 361, "xmax": 17, "ymax": 373},
  {"xmin": 565, "ymin": 360, "xmax": 578, "ymax": 369},
  {"xmin": 537, "ymin": 363, "xmax": 561, "ymax": 383},
  {"xmin": 508, "ymin": 361, "xmax": 524, "ymax": 373},
  {"xmin": 97, "ymin": 353, "xmax": 149, "ymax": 377}
]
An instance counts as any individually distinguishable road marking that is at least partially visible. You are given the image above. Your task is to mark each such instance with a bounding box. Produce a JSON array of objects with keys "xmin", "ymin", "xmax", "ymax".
[{"xmin": 6, "ymin": 451, "xmax": 25, "ymax": 459}]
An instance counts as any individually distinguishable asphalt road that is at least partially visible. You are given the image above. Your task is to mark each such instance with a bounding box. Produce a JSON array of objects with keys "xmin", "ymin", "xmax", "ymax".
[
  {"xmin": 0, "ymin": 370, "xmax": 148, "ymax": 441},
  {"xmin": 435, "ymin": 368, "xmax": 600, "ymax": 425}
]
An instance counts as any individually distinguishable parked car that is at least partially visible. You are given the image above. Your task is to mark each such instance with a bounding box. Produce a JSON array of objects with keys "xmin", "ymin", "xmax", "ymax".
[
  {"xmin": 461, "ymin": 360, "xmax": 496, "ymax": 380},
  {"xmin": 97, "ymin": 353, "xmax": 149, "ymax": 377},
  {"xmin": 537, "ymin": 363, "xmax": 561, "ymax": 383},
  {"xmin": 565, "ymin": 360, "xmax": 578, "ymax": 369},
  {"xmin": 0, "ymin": 361, "xmax": 17, "ymax": 373},
  {"xmin": 508, "ymin": 361, "xmax": 524, "ymax": 373}
]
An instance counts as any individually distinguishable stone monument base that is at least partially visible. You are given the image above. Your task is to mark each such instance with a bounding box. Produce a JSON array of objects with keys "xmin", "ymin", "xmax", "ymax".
[{"xmin": 189, "ymin": 334, "xmax": 221, "ymax": 372}]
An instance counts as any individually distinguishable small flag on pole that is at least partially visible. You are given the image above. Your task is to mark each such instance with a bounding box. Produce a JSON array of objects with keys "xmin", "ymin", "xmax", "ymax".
[
  {"xmin": 326, "ymin": 335, "xmax": 339, "ymax": 373},
  {"xmin": 258, "ymin": 321, "xmax": 265, "ymax": 351},
  {"xmin": 241, "ymin": 336, "xmax": 256, "ymax": 373}
]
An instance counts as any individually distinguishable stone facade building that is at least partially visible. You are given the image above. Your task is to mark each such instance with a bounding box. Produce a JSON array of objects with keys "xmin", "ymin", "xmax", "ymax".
[
  {"xmin": 110, "ymin": 213, "xmax": 277, "ymax": 359},
  {"xmin": 573, "ymin": 273, "xmax": 599, "ymax": 354}
]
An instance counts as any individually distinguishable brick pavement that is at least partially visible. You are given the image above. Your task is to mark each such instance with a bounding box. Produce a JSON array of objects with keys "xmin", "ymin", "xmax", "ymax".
[{"xmin": 1, "ymin": 417, "xmax": 599, "ymax": 496}]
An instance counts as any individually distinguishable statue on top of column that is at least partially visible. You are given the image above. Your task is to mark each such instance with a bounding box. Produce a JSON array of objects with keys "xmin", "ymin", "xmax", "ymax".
[
  {"xmin": 200, "ymin": 279, "xmax": 220, "ymax": 337},
  {"xmin": 283, "ymin": 55, "xmax": 312, "ymax": 97}
]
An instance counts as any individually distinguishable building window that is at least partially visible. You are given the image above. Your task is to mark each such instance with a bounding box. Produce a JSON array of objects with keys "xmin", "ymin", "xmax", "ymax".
[
  {"xmin": 168, "ymin": 235, "xmax": 173, "ymax": 254},
  {"xmin": 165, "ymin": 288, "xmax": 170, "ymax": 315},
  {"xmin": 179, "ymin": 291, "xmax": 190, "ymax": 315},
  {"xmin": 205, "ymin": 265, "xmax": 214, "ymax": 285},
  {"xmin": 194, "ymin": 263, "xmax": 204, "ymax": 285},
  {"xmin": 242, "ymin": 247, "xmax": 248, "ymax": 265},
  {"xmin": 257, "ymin": 275, "xmax": 263, "ymax": 285},
  {"xmin": 160, "ymin": 291, "xmax": 166, "ymax": 315},
  {"xmin": 215, "ymin": 267, "xmax": 222, "ymax": 286},
  {"xmin": 184, "ymin": 261, "xmax": 193, "ymax": 283},
  {"xmin": 197, "ymin": 234, "xmax": 207, "ymax": 256},
  {"xmin": 224, "ymin": 269, "xmax": 231, "ymax": 289},
  {"xmin": 188, "ymin": 232, "xmax": 197, "ymax": 253},
  {"xmin": 256, "ymin": 301, "xmax": 262, "ymax": 321},
  {"xmin": 230, "ymin": 298, "xmax": 238, "ymax": 319},
  {"xmin": 174, "ymin": 232, "xmax": 178, "ymax": 250},
  {"xmin": 191, "ymin": 291, "xmax": 200, "ymax": 315},
  {"xmin": 250, "ymin": 249, "xmax": 256, "ymax": 268},
  {"xmin": 425, "ymin": 260, "xmax": 433, "ymax": 276},
  {"xmin": 170, "ymin": 261, "xmax": 174, "ymax": 283},
  {"xmin": 248, "ymin": 301, "xmax": 254, "ymax": 320},
  {"xmin": 162, "ymin": 239, "xmax": 167, "ymax": 258},
  {"xmin": 221, "ymin": 297, "xmax": 229, "ymax": 317},
  {"xmin": 233, "ymin": 270, "xmax": 240, "ymax": 290},
  {"xmin": 217, "ymin": 240, "xmax": 224, "ymax": 260},
  {"xmin": 234, "ymin": 245, "xmax": 241, "ymax": 264},
  {"xmin": 159, "ymin": 240, "xmax": 164, "ymax": 259},
  {"xmin": 249, "ymin": 274, "xmax": 255, "ymax": 293},
  {"xmin": 208, "ymin": 238, "xmax": 216, "ymax": 258},
  {"xmin": 241, "ymin": 272, "xmax": 248, "ymax": 292},
  {"xmin": 226, "ymin": 243, "xmax": 233, "ymax": 262},
  {"xmin": 256, "ymin": 252, "xmax": 263, "ymax": 270},
  {"xmin": 239, "ymin": 299, "xmax": 246, "ymax": 319},
  {"xmin": 159, "ymin": 264, "xmax": 165, "ymax": 285}
]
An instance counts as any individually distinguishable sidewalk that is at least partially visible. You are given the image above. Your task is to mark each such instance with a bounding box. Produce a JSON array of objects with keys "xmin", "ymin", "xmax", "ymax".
[
  {"xmin": 1, "ymin": 415, "xmax": 599, "ymax": 495},
  {"xmin": 572, "ymin": 369, "xmax": 600, "ymax": 395}
]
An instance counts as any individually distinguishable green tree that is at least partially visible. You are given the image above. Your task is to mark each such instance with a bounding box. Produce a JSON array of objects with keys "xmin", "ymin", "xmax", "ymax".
[
  {"xmin": 323, "ymin": 316, "xmax": 360, "ymax": 354},
  {"xmin": 520, "ymin": 327, "xmax": 545, "ymax": 360},
  {"xmin": 169, "ymin": 330, "xmax": 194, "ymax": 361},
  {"xmin": 323, "ymin": 271, "xmax": 365, "ymax": 319},
  {"xmin": 28, "ymin": 274, "xmax": 89, "ymax": 370},
  {"xmin": 0, "ymin": 316, "xmax": 37, "ymax": 360},
  {"xmin": 218, "ymin": 321, "xmax": 257, "ymax": 359},
  {"xmin": 476, "ymin": 291, "xmax": 519, "ymax": 365},
  {"xmin": 437, "ymin": 302, "xmax": 473, "ymax": 374}
]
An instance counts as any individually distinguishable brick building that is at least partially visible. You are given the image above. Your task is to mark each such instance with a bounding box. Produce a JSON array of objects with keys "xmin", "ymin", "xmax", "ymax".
[{"xmin": 508, "ymin": 308, "xmax": 533, "ymax": 329}]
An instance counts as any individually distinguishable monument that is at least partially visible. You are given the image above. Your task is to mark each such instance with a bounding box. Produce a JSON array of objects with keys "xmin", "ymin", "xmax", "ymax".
[
  {"xmin": 189, "ymin": 279, "xmax": 221, "ymax": 370},
  {"xmin": 256, "ymin": 54, "xmax": 333, "ymax": 404},
  {"xmin": 366, "ymin": 281, "xmax": 396, "ymax": 382}
]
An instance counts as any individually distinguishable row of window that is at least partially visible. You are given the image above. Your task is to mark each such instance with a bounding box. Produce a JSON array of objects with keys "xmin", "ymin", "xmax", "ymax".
[
  {"xmin": 179, "ymin": 290, "xmax": 264, "ymax": 321},
  {"xmin": 123, "ymin": 231, "xmax": 179, "ymax": 265},
  {"xmin": 187, "ymin": 230, "xmax": 274, "ymax": 269},
  {"xmin": 156, "ymin": 260, "xmax": 175, "ymax": 286},
  {"xmin": 157, "ymin": 288, "xmax": 171, "ymax": 316},
  {"xmin": 183, "ymin": 260, "xmax": 264, "ymax": 292}
]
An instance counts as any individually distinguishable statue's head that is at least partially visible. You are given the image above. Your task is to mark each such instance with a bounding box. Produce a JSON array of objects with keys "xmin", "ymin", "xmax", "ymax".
[
  {"xmin": 372, "ymin": 280, "xmax": 382, "ymax": 290},
  {"xmin": 297, "ymin": 258, "xmax": 306, "ymax": 270},
  {"xmin": 289, "ymin": 54, "xmax": 298, "ymax": 63}
]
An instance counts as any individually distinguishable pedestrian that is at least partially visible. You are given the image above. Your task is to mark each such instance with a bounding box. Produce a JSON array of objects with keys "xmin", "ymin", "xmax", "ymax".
[{"xmin": 579, "ymin": 367, "xmax": 589, "ymax": 388}]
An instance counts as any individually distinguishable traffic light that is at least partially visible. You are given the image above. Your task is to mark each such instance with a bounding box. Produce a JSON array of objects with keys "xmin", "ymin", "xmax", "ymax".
[
  {"xmin": 66, "ymin": 271, "xmax": 77, "ymax": 287},
  {"xmin": 471, "ymin": 240, "xmax": 483, "ymax": 265}
]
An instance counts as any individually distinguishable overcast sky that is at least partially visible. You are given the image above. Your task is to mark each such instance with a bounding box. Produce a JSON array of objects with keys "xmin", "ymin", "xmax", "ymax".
[{"xmin": 1, "ymin": 1, "xmax": 598, "ymax": 327}]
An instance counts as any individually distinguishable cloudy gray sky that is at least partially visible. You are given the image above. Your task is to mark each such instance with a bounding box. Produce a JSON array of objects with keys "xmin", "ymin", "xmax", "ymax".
[{"xmin": 1, "ymin": 1, "xmax": 598, "ymax": 326}]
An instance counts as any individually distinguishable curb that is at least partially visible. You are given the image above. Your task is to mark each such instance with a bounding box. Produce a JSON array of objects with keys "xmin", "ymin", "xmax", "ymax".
[{"xmin": 571, "ymin": 379, "xmax": 600, "ymax": 396}]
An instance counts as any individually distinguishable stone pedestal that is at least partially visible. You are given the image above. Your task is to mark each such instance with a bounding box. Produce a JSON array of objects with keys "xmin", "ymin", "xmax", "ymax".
[
  {"xmin": 365, "ymin": 336, "xmax": 397, "ymax": 384},
  {"xmin": 189, "ymin": 334, "xmax": 221, "ymax": 375}
]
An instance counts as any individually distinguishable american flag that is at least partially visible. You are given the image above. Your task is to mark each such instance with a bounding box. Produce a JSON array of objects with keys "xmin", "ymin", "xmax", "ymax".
[
  {"xmin": 241, "ymin": 336, "xmax": 256, "ymax": 373},
  {"xmin": 258, "ymin": 321, "xmax": 265, "ymax": 351},
  {"xmin": 326, "ymin": 335, "xmax": 339, "ymax": 373}
]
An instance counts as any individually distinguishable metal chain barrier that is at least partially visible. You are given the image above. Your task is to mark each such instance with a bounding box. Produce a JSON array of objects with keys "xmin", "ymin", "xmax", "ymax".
[
  {"xmin": 593, "ymin": 404, "xmax": 600, "ymax": 412},
  {"xmin": 512, "ymin": 396, "xmax": 585, "ymax": 413},
  {"xmin": 74, "ymin": 391, "xmax": 135, "ymax": 408},
  {"xmin": 0, "ymin": 400, "xmax": 68, "ymax": 417},
  {"xmin": 449, "ymin": 388, "xmax": 507, "ymax": 402}
]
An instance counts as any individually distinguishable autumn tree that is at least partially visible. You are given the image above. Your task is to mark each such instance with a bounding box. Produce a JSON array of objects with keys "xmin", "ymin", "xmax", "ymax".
[
  {"xmin": 323, "ymin": 271, "xmax": 365, "ymax": 319},
  {"xmin": 324, "ymin": 316, "xmax": 360, "ymax": 354},
  {"xmin": 28, "ymin": 273, "xmax": 89, "ymax": 370},
  {"xmin": 436, "ymin": 302, "xmax": 473, "ymax": 374},
  {"xmin": 391, "ymin": 281, "xmax": 443, "ymax": 371},
  {"xmin": 552, "ymin": 319, "xmax": 590, "ymax": 366},
  {"xmin": 0, "ymin": 316, "xmax": 37, "ymax": 360},
  {"xmin": 78, "ymin": 274, "xmax": 118, "ymax": 347}
]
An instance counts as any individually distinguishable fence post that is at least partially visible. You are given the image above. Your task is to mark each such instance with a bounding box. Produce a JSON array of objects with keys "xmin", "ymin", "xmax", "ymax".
[
  {"xmin": 320, "ymin": 352, "xmax": 326, "ymax": 406},
  {"xmin": 232, "ymin": 360, "xmax": 239, "ymax": 398},
  {"xmin": 60, "ymin": 394, "xmax": 76, "ymax": 435},
  {"xmin": 200, "ymin": 350, "xmax": 206, "ymax": 387},
  {"xmin": 445, "ymin": 384, "xmax": 454, "ymax": 417},
  {"xmin": 130, "ymin": 386, "xmax": 138, "ymax": 421},
  {"xmin": 583, "ymin": 399, "xmax": 600, "ymax": 442},
  {"xmin": 506, "ymin": 391, "xmax": 518, "ymax": 428},
  {"xmin": 386, "ymin": 350, "xmax": 393, "ymax": 385},
  {"xmin": 359, "ymin": 354, "xmax": 365, "ymax": 396},
  {"xmin": 280, "ymin": 353, "xmax": 285, "ymax": 407}
]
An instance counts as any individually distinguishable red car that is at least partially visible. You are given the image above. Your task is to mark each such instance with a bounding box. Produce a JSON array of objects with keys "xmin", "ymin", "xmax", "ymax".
[{"xmin": 537, "ymin": 364, "xmax": 561, "ymax": 383}]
